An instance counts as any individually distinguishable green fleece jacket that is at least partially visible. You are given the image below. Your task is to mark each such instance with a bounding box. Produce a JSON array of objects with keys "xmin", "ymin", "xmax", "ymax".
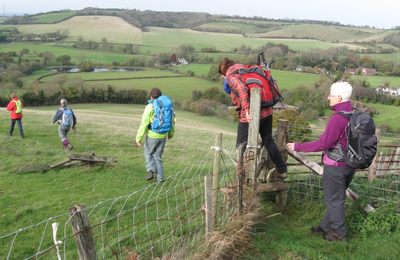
[{"xmin": 135, "ymin": 103, "xmax": 174, "ymax": 143}]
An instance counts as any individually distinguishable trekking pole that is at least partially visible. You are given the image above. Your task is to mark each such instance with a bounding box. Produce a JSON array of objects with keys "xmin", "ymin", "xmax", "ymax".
[{"xmin": 257, "ymin": 52, "xmax": 269, "ymax": 69}]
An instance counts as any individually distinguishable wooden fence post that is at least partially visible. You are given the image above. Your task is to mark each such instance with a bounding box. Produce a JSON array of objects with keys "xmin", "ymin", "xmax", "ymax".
[
  {"xmin": 275, "ymin": 119, "xmax": 289, "ymax": 210},
  {"xmin": 236, "ymin": 143, "xmax": 246, "ymax": 215},
  {"xmin": 69, "ymin": 204, "xmax": 97, "ymax": 260},
  {"xmin": 204, "ymin": 175, "xmax": 213, "ymax": 236},
  {"xmin": 368, "ymin": 128, "xmax": 381, "ymax": 182},
  {"xmin": 246, "ymin": 88, "xmax": 261, "ymax": 191},
  {"xmin": 212, "ymin": 133, "xmax": 222, "ymax": 227},
  {"xmin": 276, "ymin": 119, "xmax": 289, "ymax": 163}
]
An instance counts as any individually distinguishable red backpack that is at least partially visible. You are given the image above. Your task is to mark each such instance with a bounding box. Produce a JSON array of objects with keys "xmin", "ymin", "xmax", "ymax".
[{"xmin": 233, "ymin": 64, "xmax": 283, "ymax": 107}]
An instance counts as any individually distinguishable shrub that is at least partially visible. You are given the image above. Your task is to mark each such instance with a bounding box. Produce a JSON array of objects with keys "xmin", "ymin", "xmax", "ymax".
[
  {"xmin": 359, "ymin": 202, "xmax": 400, "ymax": 238},
  {"xmin": 273, "ymin": 108, "xmax": 312, "ymax": 142}
]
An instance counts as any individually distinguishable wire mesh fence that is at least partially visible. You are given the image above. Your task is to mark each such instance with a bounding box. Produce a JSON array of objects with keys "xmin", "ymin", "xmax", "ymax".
[
  {"xmin": 2, "ymin": 127, "xmax": 399, "ymax": 259},
  {"xmin": 0, "ymin": 143, "xmax": 239, "ymax": 259},
  {"xmin": 289, "ymin": 146, "xmax": 400, "ymax": 207}
]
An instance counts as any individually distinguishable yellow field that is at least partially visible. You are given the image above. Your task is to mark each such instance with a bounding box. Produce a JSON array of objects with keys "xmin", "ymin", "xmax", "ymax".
[{"xmin": 17, "ymin": 16, "xmax": 142, "ymax": 44}]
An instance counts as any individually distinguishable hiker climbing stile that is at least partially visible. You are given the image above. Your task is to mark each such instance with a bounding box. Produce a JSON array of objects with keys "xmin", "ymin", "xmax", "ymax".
[
  {"xmin": 53, "ymin": 98, "xmax": 77, "ymax": 150},
  {"xmin": 218, "ymin": 57, "xmax": 287, "ymax": 180},
  {"xmin": 287, "ymin": 82, "xmax": 356, "ymax": 242},
  {"xmin": 6, "ymin": 91, "xmax": 24, "ymax": 138},
  {"xmin": 135, "ymin": 88, "xmax": 175, "ymax": 183}
]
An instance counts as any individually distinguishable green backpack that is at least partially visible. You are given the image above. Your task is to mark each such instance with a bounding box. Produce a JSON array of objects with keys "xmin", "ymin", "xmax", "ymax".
[{"xmin": 13, "ymin": 100, "xmax": 23, "ymax": 114}]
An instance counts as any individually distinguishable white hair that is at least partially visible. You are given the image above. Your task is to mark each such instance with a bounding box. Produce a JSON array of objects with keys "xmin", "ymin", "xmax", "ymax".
[
  {"xmin": 330, "ymin": 81, "xmax": 353, "ymax": 101},
  {"xmin": 60, "ymin": 98, "xmax": 68, "ymax": 106}
]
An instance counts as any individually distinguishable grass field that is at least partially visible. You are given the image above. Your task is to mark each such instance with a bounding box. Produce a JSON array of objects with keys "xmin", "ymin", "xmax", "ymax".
[
  {"xmin": 2, "ymin": 15, "xmax": 367, "ymax": 53},
  {"xmin": 194, "ymin": 20, "xmax": 281, "ymax": 34},
  {"xmin": 143, "ymin": 26, "xmax": 363, "ymax": 52},
  {"xmin": 30, "ymin": 11, "xmax": 76, "ymax": 23},
  {"xmin": 363, "ymin": 52, "xmax": 400, "ymax": 64},
  {"xmin": 250, "ymin": 23, "xmax": 378, "ymax": 43},
  {"xmin": 97, "ymin": 77, "xmax": 220, "ymax": 101},
  {"xmin": 243, "ymin": 197, "xmax": 400, "ymax": 259},
  {"xmin": 35, "ymin": 67, "xmax": 322, "ymax": 101},
  {"xmin": 173, "ymin": 64, "xmax": 321, "ymax": 90},
  {"xmin": 0, "ymin": 42, "xmax": 141, "ymax": 64},
  {"xmin": 39, "ymin": 69, "xmax": 181, "ymax": 81},
  {"xmin": 172, "ymin": 64, "xmax": 212, "ymax": 77},
  {"xmin": 366, "ymin": 103, "xmax": 400, "ymax": 129},
  {"xmin": 0, "ymin": 104, "xmax": 237, "ymax": 234},
  {"xmin": 352, "ymin": 74, "xmax": 400, "ymax": 87},
  {"xmin": 16, "ymin": 16, "xmax": 142, "ymax": 43},
  {"xmin": 1, "ymin": 103, "xmax": 399, "ymax": 258},
  {"xmin": 0, "ymin": 104, "xmax": 238, "ymax": 258}
]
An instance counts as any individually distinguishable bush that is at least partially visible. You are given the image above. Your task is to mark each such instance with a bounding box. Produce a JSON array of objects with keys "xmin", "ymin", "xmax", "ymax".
[
  {"xmin": 273, "ymin": 108, "xmax": 312, "ymax": 142},
  {"xmin": 359, "ymin": 202, "xmax": 400, "ymax": 238}
]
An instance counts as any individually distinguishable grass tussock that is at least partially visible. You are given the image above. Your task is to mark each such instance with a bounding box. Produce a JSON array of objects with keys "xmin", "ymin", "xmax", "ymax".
[{"xmin": 187, "ymin": 196, "xmax": 264, "ymax": 260}]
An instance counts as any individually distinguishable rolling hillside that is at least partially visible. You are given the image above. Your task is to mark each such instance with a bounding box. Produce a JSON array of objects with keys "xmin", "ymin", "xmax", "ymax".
[
  {"xmin": 16, "ymin": 16, "xmax": 143, "ymax": 43},
  {"xmin": 3, "ymin": 15, "xmax": 369, "ymax": 52}
]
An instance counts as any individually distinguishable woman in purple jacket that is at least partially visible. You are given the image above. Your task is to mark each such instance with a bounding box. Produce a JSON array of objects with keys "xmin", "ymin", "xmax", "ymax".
[{"xmin": 287, "ymin": 81, "xmax": 355, "ymax": 242}]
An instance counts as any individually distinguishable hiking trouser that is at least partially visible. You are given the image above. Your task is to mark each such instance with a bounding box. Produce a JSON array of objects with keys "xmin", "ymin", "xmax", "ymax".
[
  {"xmin": 144, "ymin": 137, "xmax": 167, "ymax": 181},
  {"xmin": 58, "ymin": 125, "xmax": 71, "ymax": 142},
  {"xmin": 320, "ymin": 165, "xmax": 355, "ymax": 237},
  {"xmin": 9, "ymin": 119, "xmax": 24, "ymax": 137},
  {"xmin": 236, "ymin": 115, "xmax": 287, "ymax": 174}
]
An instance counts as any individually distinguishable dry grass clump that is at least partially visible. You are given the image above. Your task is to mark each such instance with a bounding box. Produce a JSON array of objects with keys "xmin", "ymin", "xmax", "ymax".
[{"xmin": 190, "ymin": 196, "xmax": 264, "ymax": 260}]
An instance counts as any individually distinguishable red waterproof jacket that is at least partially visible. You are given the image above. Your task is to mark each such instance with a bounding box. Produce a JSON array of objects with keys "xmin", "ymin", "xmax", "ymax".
[{"xmin": 6, "ymin": 97, "xmax": 23, "ymax": 120}]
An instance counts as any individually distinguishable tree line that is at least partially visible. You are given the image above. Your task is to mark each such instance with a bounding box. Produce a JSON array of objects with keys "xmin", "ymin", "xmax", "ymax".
[{"xmin": 0, "ymin": 29, "xmax": 68, "ymax": 43}]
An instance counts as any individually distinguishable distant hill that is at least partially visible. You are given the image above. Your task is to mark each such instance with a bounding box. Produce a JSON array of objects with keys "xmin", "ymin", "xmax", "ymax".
[{"xmin": 3, "ymin": 8, "xmax": 400, "ymax": 48}]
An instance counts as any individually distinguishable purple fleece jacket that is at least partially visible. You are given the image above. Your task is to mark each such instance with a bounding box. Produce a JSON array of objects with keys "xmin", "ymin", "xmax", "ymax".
[{"xmin": 294, "ymin": 101, "xmax": 353, "ymax": 166}]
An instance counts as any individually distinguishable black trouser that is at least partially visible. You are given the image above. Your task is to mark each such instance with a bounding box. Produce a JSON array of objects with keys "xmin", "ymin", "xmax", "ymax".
[
  {"xmin": 320, "ymin": 165, "xmax": 355, "ymax": 237},
  {"xmin": 236, "ymin": 115, "xmax": 287, "ymax": 174},
  {"xmin": 9, "ymin": 119, "xmax": 24, "ymax": 137}
]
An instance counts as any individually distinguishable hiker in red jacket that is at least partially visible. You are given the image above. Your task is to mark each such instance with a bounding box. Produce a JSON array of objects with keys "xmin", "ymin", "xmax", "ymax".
[
  {"xmin": 6, "ymin": 91, "xmax": 24, "ymax": 138},
  {"xmin": 218, "ymin": 58, "xmax": 287, "ymax": 179}
]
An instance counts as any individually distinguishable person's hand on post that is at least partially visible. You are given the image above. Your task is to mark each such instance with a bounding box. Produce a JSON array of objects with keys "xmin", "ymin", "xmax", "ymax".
[
  {"xmin": 245, "ymin": 112, "xmax": 252, "ymax": 122},
  {"xmin": 287, "ymin": 143, "xmax": 295, "ymax": 151}
]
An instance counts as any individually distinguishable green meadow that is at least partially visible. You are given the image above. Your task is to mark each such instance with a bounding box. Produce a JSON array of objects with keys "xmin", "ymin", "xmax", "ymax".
[
  {"xmin": 1, "ymin": 15, "xmax": 367, "ymax": 53},
  {"xmin": 39, "ymin": 69, "xmax": 181, "ymax": 81},
  {"xmin": 141, "ymin": 27, "xmax": 364, "ymax": 52},
  {"xmin": 33, "ymin": 67, "xmax": 322, "ymax": 101},
  {"xmin": 0, "ymin": 104, "xmax": 238, "ymax": 258},
  {"xmin": 0, "ymin": 42, "xmax": 140, "ymax": 64},
  {"xmin": 0, "ymin": 104, "xmax": 237, "ymax": 234},
  {"xmin": 367, "ymin": 103, "xmax": 400, "ymax": 129},
  {"xmin": 250, "ymin": 23, "xmax": 379, "ymax": 43},
  {"xmin": 16, "ymin": 16, "xmax": 142, "ymax": 43},
  {"xmin": 29, "ymin": 11, "xmax": 76, "ymax": 23},
  {"xmin": 173, "ymin": 64, "xmax": 321, "ymax": 90},
  {"xmin": 352, "ymin": 74, "xmax": 400, "ymax": 87},
  {"xmin": 244, "ymin": 198, "xmax": 400, "ymax": 259}
]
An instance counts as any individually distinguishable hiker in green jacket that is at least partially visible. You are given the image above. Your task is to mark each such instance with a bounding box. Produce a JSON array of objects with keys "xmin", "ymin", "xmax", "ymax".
[{"xmin": 136, "ymin": 88, "xmax": 175, "ymax": 183}]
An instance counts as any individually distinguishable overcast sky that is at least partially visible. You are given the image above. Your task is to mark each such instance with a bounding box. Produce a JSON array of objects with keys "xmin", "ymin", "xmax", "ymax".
[{"xmin": 1, "ymin": 0, "xmax": 399, "ymax": 29}]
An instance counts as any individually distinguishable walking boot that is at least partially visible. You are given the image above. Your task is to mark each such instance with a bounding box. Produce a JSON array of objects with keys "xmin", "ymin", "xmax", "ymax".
[{"xmin": 145, "ymin": 171, "xmax": 154, "ymax": 180}]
